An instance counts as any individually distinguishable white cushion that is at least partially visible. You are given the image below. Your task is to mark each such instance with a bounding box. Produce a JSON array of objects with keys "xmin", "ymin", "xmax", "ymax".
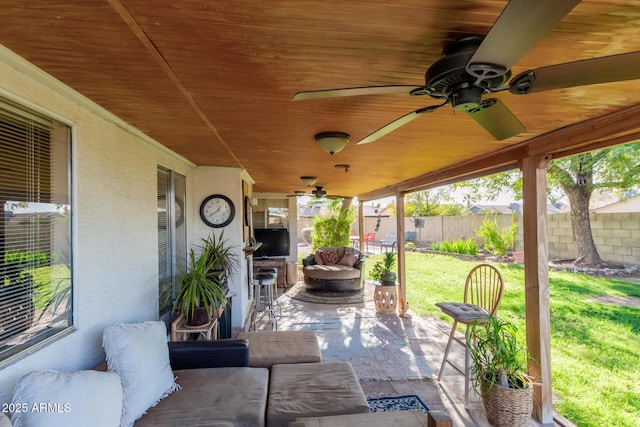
[
  {"xmin": 11, "ymin": 370, "xmax": 123, "ymax": 427},
  {"xmin": 102, "ymin": 321, "xmax": 179, "ymax": 426}
]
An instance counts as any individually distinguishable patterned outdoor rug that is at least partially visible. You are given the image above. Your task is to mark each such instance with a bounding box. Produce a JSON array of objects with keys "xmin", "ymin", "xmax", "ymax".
[
  {"xmin": 286, "ymin": 281, "xmax": 365, "ymax": 304},
  {"xmin": 367, "ymin": 395, "xmax": 429, "ymax": 413}
]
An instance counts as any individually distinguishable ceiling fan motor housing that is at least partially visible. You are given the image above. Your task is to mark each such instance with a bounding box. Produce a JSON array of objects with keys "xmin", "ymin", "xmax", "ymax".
[{"xmin": 424, "ymin": 36, "xmax": 510, "ymax": 109}]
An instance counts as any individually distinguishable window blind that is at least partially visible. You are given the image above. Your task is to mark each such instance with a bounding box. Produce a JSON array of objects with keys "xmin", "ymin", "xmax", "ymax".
[{"xmin": 0, "ymin": 99, "xmax": 72, "ymax": 364}]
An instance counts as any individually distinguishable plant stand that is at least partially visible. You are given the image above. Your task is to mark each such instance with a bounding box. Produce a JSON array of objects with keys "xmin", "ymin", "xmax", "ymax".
[
  {"xmin": 171, "ymin": 314, "xmax": 219, "ymax": 341},
  {"xmin": 373, "ymin": 282, "xmax": 398, "ymax": 315}
]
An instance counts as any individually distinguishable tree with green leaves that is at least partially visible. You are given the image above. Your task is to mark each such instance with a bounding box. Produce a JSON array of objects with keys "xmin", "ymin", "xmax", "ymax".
[
  {"xmin": 400, "ymin": 188, "xmax": 464, "ymax": 217},
  {"xmin": 453, "ymin": 142, "xmax": 640, "ymax": 266},
  {"xmin": 311, "ymin": 197, "xmax": 355, "ymax": 250}
]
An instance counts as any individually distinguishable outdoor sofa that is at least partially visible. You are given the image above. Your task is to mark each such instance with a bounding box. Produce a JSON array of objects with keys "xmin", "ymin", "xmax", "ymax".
[
  {"xmin": 6, "ymin": 322, "xmax": 452, "ymax": 427},
  {"xmin": 6, "ymin": 321, "xmax": 370, "ymax": 427},
  {"xmin": 302, "ymin": 246, "xmax": 366, "ymax": 292}
]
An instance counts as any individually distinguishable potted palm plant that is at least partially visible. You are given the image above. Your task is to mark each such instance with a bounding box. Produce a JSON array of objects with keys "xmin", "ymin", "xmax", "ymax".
[
  {"xmin": 175, "ymin": 248, "xmax": 227, "ymax": 327},
  {"xmin": 469, "ymin": 316, "xmax": 533, "ymax": 427},
  {"xmin": 199, "ymin": 230, "xmax": 240, "ymax": 280},
  {"xmin": 198, "ymin": 231, "xmax": 240, "ymax": 336}
]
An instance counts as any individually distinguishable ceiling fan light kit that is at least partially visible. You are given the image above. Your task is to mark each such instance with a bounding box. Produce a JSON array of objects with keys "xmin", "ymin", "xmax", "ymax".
[
  {"xmin": 315, "ymin": 132, "xmax": 350, "ymax": 155},
  {"xmin": 300, "ymin": 176, "xmax": 318, "ymax": 186},
  {"xmin": 294, "ymin": 0, "xmax": 639, "ymax": 145}
]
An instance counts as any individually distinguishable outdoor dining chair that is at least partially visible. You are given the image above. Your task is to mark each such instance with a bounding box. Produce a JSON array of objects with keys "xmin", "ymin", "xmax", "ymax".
[
  {"xmin": 364, "ymin": 232, "xmax": 376, "ymax": 252},
  {"xmin": 435, "ymin": 263, "xmax": 504, "ymax": 408},
  {"xmin": 380, "ymin": 233, "xmax": 397, "ymax": 253}
]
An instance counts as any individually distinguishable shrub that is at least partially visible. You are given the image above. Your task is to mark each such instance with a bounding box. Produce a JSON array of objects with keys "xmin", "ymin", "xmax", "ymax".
[
  {"xmin": 4, "ymin": 250, "xmax": 49, "ymax": 267},
  {"xmin": 475, "ymin": 213, "xmax": 517, "ymax": 257},
  {"xmin": 430, "ymin": 238, "xmax": 478, "ymax": 255}
]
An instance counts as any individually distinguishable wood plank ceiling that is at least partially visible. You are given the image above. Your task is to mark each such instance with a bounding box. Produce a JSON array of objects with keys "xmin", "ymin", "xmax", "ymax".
[{"xmin": 1, "ymin": 0, "xmax": 639, "ymax": 199}]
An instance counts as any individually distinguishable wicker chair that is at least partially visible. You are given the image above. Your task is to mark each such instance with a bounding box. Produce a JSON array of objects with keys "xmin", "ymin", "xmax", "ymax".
[{"xmin": 436, "ymin": 263, "xmax": 504, "ymax": 408}]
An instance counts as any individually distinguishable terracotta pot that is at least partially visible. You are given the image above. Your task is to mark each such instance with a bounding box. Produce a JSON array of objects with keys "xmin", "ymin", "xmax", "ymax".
[{"xmin": 185, "ymin": 306, "xmax": 210, "ymax": 327}]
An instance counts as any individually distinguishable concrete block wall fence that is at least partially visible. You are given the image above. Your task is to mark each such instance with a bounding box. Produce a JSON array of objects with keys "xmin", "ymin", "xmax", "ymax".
[{"xmin": 297, "ymin": 212, "xmax": 639, "ymax": 265}]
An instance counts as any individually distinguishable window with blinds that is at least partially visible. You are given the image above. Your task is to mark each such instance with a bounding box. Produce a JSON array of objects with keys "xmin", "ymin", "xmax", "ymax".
[
  {"xmin": 0, "ymin": 98, "xmax": 72, "ymax": 365},
  {"xmin": 157, "ymin": 168, "xmax": 186, "ymax": 320}
]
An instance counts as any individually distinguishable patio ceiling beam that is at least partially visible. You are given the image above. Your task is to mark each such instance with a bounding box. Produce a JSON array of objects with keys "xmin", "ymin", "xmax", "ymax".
[
  {"xmin": 537, "ymin": 130, "xmax": 640, "ymax": 160},
  {"xmin": 357, "ymin": 146, "xmax": 525, "ymax": 202},
  {"xmin": 527, "ymin": 103, "xmax": 640, "ymax": 157},
  {"xmin": 358, "ymin": 103, "xmax": 640, "ymax": 203}
]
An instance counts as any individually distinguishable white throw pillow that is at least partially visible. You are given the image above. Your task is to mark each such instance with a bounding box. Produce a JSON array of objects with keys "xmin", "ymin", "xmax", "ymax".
[
  {"xmin": 102, "ymin": 321, "xmax": 179, "ymax": 426},
  {"xmin": 11, "ymin": 370, "xmax": 123, "ymax": 427}
]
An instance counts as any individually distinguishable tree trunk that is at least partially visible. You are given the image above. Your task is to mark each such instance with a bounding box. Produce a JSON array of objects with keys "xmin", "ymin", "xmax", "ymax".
[{"xmin": 562, "ymin": 184, "xmax": 603, "ymax": 266}]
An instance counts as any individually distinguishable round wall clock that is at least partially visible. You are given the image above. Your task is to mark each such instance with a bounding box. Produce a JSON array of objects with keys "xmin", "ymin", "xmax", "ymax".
[{"xmin": 200, "ymin": 194, "xmax": 235, "ymax": 228}]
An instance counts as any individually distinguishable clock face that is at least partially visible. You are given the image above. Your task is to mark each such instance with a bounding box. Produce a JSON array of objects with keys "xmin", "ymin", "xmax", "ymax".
[{"xmin": 200, "ymin": 194, "xmax": 235, "ymax": 228}]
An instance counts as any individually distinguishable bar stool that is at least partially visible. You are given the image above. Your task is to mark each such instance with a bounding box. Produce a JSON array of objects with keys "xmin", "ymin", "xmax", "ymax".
[
  {"xmin": 251, "ymin": 273, "xmax": 278, "ymax": 331},
  {"xmin": 436, "ymin": 263, "xmax": 504, "ymax": 409},
  {"xmin": 257, "ymin": 267, "xmax": 282, "ymax": 315}
]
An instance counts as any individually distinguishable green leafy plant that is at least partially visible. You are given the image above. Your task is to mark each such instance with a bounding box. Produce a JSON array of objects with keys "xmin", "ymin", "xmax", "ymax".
[
  {"xmin": 311, "ymin": 199, "xmax": 355, "ymax": 250},
  {"xmin": 369, "ymin": 252, "xmax": 397, "ymax": 284},
  {"xmin": 4, "ymin": 250, "xmax": 49, "ymax": 267},
  {"xmin": 475, "ymin": 213, "xmax": 517, "ymax": 257},
  {"xmin": 175, "ymin": 249, "xmax": 227, "ymax": 325},
  {"xmin": 468, "ymin": 316, "xmax": 531, "ymax": 393},
  {"xmin": 431, "ymin": 238, "xmax": 478, "ymax": 255},
  {"xmin": 199, "ymin": 230, "xmax": 240, "ymax": 279}
]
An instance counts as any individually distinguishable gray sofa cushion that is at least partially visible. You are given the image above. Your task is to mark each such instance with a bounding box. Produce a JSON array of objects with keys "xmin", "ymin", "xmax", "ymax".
[
  {"xmin": 236, "ymin": 331, "xmax": 322, "ymax": 368},
  {"xmin": 134, "ymin": 367, "xmax": 269, "ymax": 427}
]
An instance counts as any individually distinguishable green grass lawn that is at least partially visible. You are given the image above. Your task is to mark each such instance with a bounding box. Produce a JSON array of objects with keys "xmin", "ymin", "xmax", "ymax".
[{"xmin": 366, "ymin": 251, "xmax": 640, "ymax": 427}]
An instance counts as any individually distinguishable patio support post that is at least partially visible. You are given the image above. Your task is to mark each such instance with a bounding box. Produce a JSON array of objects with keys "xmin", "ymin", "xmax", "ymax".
[
  {"xmin": 358, "ymin": 200, "xmax": 365, "ymax": 253},
  {"xmin": 396, "ymin": 192, "xmax": 407, "ymax": 316},
  {"xmin": 521, "ymin": 155, "xmax": 553, "ymax": 424}
]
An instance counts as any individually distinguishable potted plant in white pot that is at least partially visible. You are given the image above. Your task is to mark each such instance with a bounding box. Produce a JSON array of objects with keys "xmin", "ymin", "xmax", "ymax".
[
  {"xmin": 469, "ymin": 316, "xmax": 533, "ymax": 427},
  {"xmin": 175, "ymin": 248, "xmax": 227, "ymax": 327}
]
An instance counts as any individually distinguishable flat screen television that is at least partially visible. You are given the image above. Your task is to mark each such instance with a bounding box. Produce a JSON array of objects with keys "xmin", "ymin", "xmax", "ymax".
[{"xmin": 254, "ymin": 228, "xmax": 290, "ymax": 258}]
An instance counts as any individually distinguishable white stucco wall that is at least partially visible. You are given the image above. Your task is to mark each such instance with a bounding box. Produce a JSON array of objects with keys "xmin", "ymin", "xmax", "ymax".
[
  {"xmin": 191, "ymin": 167, "xmax": 251, "ymax": 330},
  {"xmin": 0, "ymin": 46, "xmax": 251, "ymax": 403}
]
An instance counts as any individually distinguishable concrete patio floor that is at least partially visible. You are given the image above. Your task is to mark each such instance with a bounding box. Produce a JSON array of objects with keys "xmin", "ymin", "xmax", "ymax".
[{"xmin": 251, "ymin": 280, "xmax": 564, "ymax": 427}]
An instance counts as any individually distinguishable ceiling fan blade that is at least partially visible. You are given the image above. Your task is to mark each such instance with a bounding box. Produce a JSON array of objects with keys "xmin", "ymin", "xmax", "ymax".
[
  {"xmin": 293, "ymin": 85, "xmax": 424, "ymax": 101},
  {"xmin": 467, "ymin": 0, "xmax": 580, "ymax": 78},
  {"xmin": 467, "ymin": 98, "xmax": 525, "ymax": 140},
  {"xmin": 356, "ymin": 103, "xmax": 446, "ymax": 145},
  {"xmin": 509, "ymin": 51, "xmax": 640, "ymax": 94}
]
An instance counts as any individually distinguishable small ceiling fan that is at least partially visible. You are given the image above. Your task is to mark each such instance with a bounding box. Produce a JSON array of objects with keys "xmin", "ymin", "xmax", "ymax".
[
  {"xmin": 294, "ymin": 0, "xmax": 640, "ymax": 143},
  {"xmin": 311, "ymin": 186, "xmax": 327, "ymax": 198},
  {"xmin": 310, "ymin": 186, "xmax": 350, "ymax": 200}
]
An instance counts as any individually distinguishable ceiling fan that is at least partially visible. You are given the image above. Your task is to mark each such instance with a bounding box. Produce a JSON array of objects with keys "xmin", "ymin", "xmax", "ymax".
[
  {"xmin": 311, "ymin": 186, "xmax": 327, "ymax": 198},
  {"xmin": 294, "ymin": 0, "xmax": 640, "ymax": 143},
  {"xmin": 310, "ymin": 186, "xmax": 350, "ymax": 200}
]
